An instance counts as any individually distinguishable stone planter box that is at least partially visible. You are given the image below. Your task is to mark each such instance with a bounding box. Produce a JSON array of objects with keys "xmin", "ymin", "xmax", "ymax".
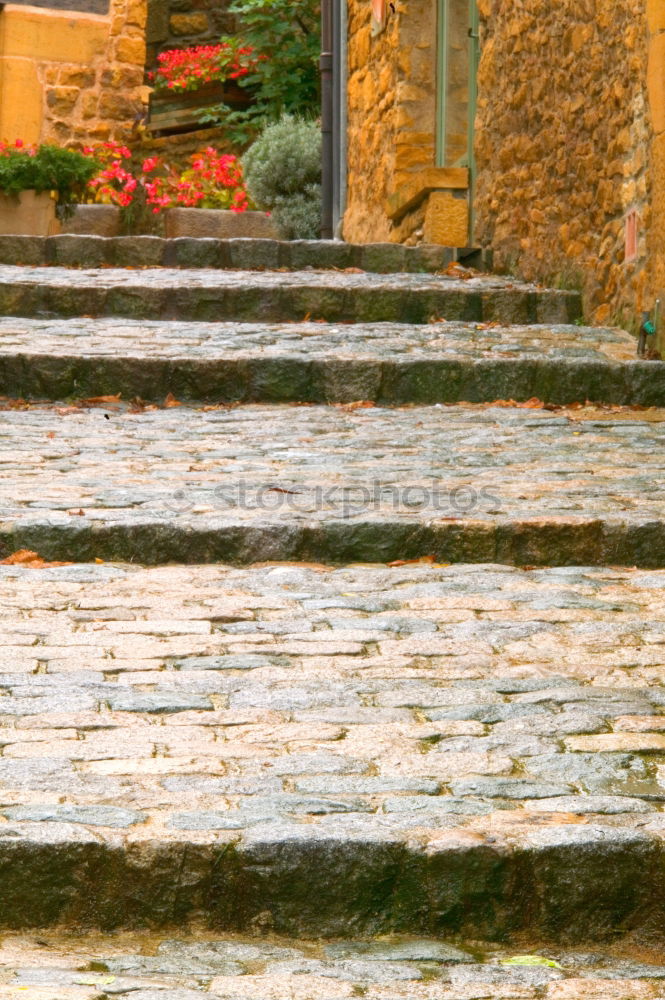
[
  {"xmin": 0, "ymin": 189, "xmax": 61, "ymax": 236},
  {"xmin": 163, "ymin": 207, "xmax": 280, "ymax": 240},
  {"xmin": 61, "ymin": 204, "xmax": 121, "ymax": 237}
]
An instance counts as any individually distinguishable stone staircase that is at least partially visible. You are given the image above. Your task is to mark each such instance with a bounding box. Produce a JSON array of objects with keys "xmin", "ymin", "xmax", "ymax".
[{"xmin": 0, "ymin": 236, "xmax": 665, "ymax": 998}]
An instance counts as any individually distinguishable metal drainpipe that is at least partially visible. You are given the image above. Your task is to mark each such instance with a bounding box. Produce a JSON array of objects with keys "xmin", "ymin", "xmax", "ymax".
[
  {"xmin": 332, "ymin": 0, "xmax": 347, "ymax": 236},
  {"xmin": 320, "ymin": 0, "xmax": 334, "ymax": 238}
]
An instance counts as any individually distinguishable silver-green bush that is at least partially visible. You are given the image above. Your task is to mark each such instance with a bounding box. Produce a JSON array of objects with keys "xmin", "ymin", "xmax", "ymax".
[{"xmin": 242, "ymin": 115, "xmax": 321, "ymax": 239}]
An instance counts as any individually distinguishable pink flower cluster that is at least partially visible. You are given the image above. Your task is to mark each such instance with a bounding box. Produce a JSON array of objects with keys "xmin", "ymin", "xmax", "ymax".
[
  {"xmin": 149, "ymin": 42, "xmax": 258, "ymax": 93},
  {"xmin": 85, "ymin": 142, "xmax": 249, "ymax": 214},
  {"xmin": 0, "ymin": 139, "xmax": 37, "ymax": 156},
  {"xmin": 85, "ymin": 142, "xmax": 140, "ymax": 208}
]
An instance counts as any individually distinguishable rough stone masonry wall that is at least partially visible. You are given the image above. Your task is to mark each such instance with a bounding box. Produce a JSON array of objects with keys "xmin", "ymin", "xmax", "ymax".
[
  {"xmin": 0, "ymin": 0, "xmax": 147, "ymax": 147},
  {"xmin": 145, "ymin": 0, "xmax": 237, "ymax": 71},
  {"xmin": 474, "ymin": 0, "xmax": 650, "ymax": 325},
  {"xmin": 344, "ymin": 0, "xmax": 438, "ymax": 243}
]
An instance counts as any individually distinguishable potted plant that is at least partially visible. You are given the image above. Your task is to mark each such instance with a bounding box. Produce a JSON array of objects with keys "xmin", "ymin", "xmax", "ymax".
[
  {"xmin": 156, "ymin": 146, "xmax": 280, "ymax": 238},
  {"xmin": 79, "ymin": 141, "xmax": 276, "ymax": 238},
  {"xmin": 0, "ymin": 141, "xmax": 98, "ymax": 236}
]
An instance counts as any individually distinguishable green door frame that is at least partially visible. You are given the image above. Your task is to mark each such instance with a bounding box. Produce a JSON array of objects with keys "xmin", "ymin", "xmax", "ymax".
[{"xmin": 435, "ymin": 0, "xmax": 479, "ymax": 227}]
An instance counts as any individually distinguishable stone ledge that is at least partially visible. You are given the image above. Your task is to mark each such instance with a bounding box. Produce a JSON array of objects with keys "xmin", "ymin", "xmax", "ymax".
[
  {"xmin": 0, "ymin": 234, "xmax": 492, "ymax": 273},
  {"xmin": 386, "ymin": 167, "xmax": 469, "ymax": 222}
]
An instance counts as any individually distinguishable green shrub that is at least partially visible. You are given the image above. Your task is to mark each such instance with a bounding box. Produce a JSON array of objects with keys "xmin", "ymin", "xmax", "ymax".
[
  {"xmin": 0, "ymin": 144, "xmax": 98, "ymax": 217},
  {"xmin": 242, "ymin": 115, "xmax": 321, "ymax": 238},
  {"xmin": 202, "ymin": 0, "xmax": 320, "ymax": 145}
]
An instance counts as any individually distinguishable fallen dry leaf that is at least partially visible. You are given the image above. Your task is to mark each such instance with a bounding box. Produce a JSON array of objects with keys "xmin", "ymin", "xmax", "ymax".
[
  {"xmin": 335, "ymin": 400, "xmax": 376, "ymax": 411},
  {"xmin": 0, "ymin": 549, "xmax": 72, "ymax": 568},
  {"xmin": 83, "ymin": 394, "xmax": 121, "ymax": 405},
  {"xmin": 440, "ymin": 262, "xmax": 477, "ymax": 279},
  {"xmin": 388, "ymin": 555, "xmax": 436, "ymax": 567},
  {"xmin": 164, "ymin": 393, "xmax": 182, "ymax": 408},
  {"xmin": 482, "ymin": 397, "xmax": 545, "ymax": 409}
]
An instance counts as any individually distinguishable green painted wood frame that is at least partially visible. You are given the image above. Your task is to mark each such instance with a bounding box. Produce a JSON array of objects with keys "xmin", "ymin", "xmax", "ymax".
[{"xmin": 435, "ymin": 0, "xmax": 479, "ymax": 176}]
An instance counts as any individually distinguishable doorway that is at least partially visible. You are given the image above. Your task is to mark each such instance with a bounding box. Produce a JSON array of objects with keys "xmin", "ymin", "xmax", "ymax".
[{"xmin": 436, "ymin": 0, "xmax": 479, "ymax": 176}]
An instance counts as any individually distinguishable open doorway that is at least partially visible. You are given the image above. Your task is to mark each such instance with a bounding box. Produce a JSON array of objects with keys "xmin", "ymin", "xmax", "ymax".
[{"xmin": 436, "ymin": 0, "xmax": 478, "ymax": 176}]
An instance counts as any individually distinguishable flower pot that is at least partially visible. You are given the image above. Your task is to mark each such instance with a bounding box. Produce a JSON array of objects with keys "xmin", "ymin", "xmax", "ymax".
[
  {"xmin": 0, "ymin": 190, "xmax": 61, "ymax": 236},
  {"xmin": 61, "ymin": 204, "xmax": 121, "ymax": 237},
  {"xmin": 163, "ymin": 207, "xmax": 279, "ymax": 239}
]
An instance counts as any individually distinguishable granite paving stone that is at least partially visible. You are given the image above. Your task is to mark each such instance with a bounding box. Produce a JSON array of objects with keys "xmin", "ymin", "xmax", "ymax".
[
  {"xmin": 0, "ymin": 931, "xmax": 664, "ymax": 999},
  {"xmin": 0, "ymin": 563, "xmax": 663, "ymax": 935},
  {"xmin": 1, "ymin": 402, "xmax": 665, "ymax": 564}
]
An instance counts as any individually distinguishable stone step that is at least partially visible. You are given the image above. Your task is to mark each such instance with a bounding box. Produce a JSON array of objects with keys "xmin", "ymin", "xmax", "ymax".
[
  {"xmin": 0, "ymin": 564, "xmax": 665, "ymax": 944},
  {"xmin": 0, "ymin": 561, "xmax": 665, "ymax": 940},
  {"xmin": 2, "ymin": 929, "xmax": 665, "ymax": 999},
  {"xmin": 0, "ymin": 266, "xmax": 580, "ymax": 325},
  {"xmin": 0, "ymin": 317, "xmax": 656, "ymax": 406},
  {"xmin": 0, "ymin": 234, "xmax": 492, "ymax": 273},
  {"xmin": 1, "ymin": 401, "xmax": 665, "ymax": 566}
]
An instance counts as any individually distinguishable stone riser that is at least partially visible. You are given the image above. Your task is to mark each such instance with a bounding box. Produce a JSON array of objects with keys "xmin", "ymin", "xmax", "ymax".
[
  {"xmin": 0, "ymin": 283, "xmax": 579, "ymax": 326},
  {"xmin": 0, "ymin": 829, "xmax": 662, "ymax": 942},
  {"xmin": 8, "ymin": 519, "xmax": 665, "ymax": 567},
  {"xmin": 2, "ymin": 354, "xmax": 662, "ymax": 406},
  {"xmin": 0, "ymin": 235, "xmax": 492, "ymax": 273}
]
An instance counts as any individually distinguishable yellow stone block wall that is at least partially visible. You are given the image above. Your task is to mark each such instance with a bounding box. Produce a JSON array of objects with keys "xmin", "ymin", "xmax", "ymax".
[
  {"xmin": 474, "ymin": 0, "xmax": 650, "ymax": 325},
  {"xmin": 343, "ymin": 0, "xmax": 439, "ymax": 243},
  {"xmin": 0, "ymin": 0, "xmax": 147, "ymax": 148}
]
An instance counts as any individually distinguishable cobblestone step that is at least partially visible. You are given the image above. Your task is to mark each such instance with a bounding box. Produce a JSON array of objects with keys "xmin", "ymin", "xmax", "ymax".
[
  {"xmin": 2, "ymin": 402, "xmax": 665, "ymax": 566},
  {"xmin": 1, "ymin": 929, "xmax": 665, "ymax": 999},
  {"xmin": 0, "ymin": 235, "xmax": 492, "ymax": 273},
  {"xmin": 0, "ymin": 317, "xmax": 656, "ymax": 406},
  {"xmin": 0, "ymin": 266, "xmax": 581, "ymax": 325},
  {"xmin": 0, "ymin": 562, "xmax": 664, "ymax": 939}
]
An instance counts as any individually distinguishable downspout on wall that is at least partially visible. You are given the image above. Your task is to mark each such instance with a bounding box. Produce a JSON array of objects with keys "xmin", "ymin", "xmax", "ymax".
[
  {"xmin": 320, "ymin": 0, "xmax": 333, "ymax": 237},
  {"xmin": 332, "ymin": 0, "xmax": 347, "ymax": 236}
]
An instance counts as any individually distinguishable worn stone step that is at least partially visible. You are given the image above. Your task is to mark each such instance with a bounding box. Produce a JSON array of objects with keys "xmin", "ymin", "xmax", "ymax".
[
  {"xmin": 0, "ymin": 561, "xmax": 665, "ymax": 940},
  {"xmin": 2, "ymin": 929, "xmax": 665, "ymax": 999},
  {"xmin": 0, "ymin": 266, "xmax": 580, "ymax": 325},
  {"xmin": 1, "ymin": 402, "xmax": 665, "ymax": 566},
  {"xmin": 0, "ymin": 234, "xmax": 492, "ymax": 273},
  {"xmin": 0, "ymin": 317, "xmax": 656, "ymax": 406}
]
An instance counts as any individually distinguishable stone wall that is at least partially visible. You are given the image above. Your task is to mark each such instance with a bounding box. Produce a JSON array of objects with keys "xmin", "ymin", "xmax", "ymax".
[
  {"xmin": 474, "ymin": 0, "xmax": 650, "ymax": 325},
  {"xmin": 343, "ymin": 0, "xmax": 440, "ymax": 243},
  {"xmin": 145, "ymin": 0, "xmax": 237, "ymax": 69},
  {"xmin": 0, "ymin": 0, "xmax": 148, "ymax": 147}
]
